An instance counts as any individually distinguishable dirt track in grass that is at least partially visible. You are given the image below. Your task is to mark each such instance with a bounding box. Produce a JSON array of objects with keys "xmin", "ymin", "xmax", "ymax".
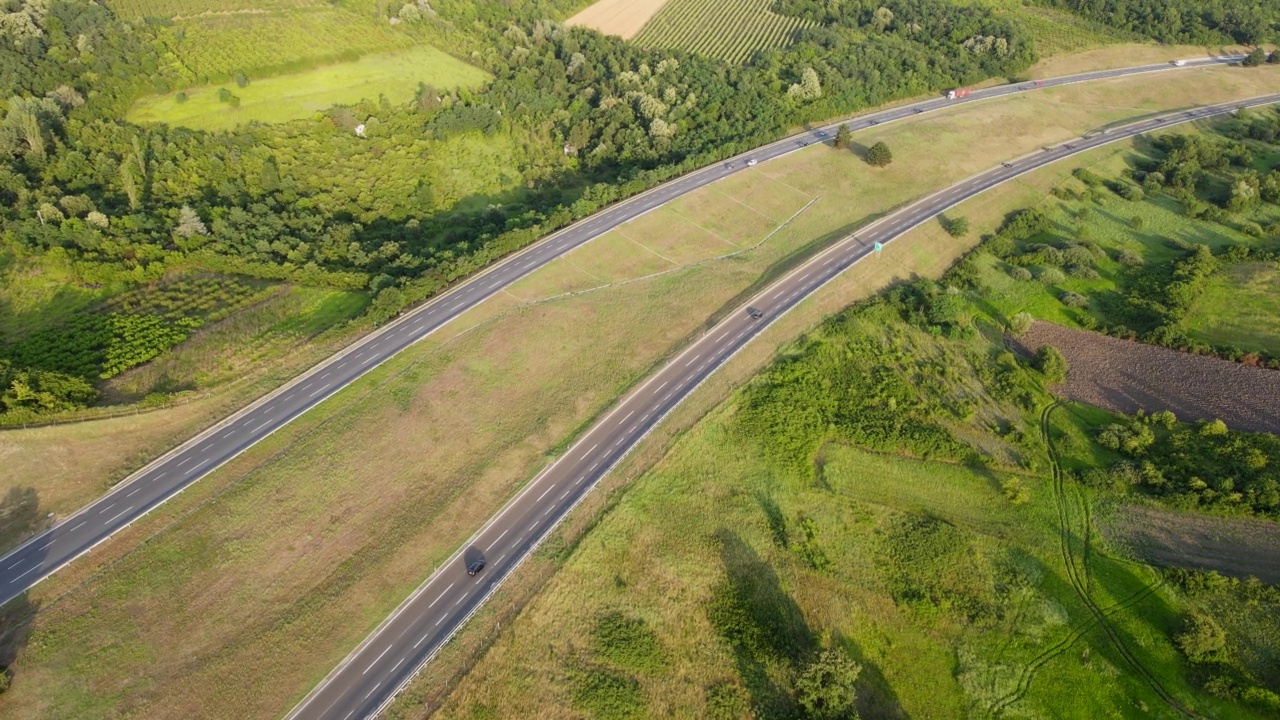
[{"xmin": 1019, "ymin": 321, "xmax": 1280, "ymax": 435}]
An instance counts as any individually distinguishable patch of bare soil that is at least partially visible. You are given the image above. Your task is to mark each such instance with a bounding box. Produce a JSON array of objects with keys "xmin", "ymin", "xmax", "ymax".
[
  {"xmin": 1100, "ymin": 504, "xmax": 1280, "ymax": 584},
  {"xmin": 1019, "ymin": 321, "xmax": 1280, "ymax": 435}
]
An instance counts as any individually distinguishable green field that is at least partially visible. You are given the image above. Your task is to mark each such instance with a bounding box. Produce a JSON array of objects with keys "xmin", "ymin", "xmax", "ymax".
[
  {"xmin": 431, "ymin": 301, "xmax": 1272, "ymax": 719},
  {"xmin": 1185, "ymin": 262, "xmax": 1280, "ymax": 357},
  {"xmin": 129, "ymin": 45, "xmax": 490, "ymax": 131},
  {"xmin": 633, "ymin": 0, "xmax": 816, "ymax": 64}
]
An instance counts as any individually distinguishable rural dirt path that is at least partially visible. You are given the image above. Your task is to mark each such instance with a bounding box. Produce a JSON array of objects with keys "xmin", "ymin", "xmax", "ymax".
[{"xmin": 1020, "ymin": 321, "xmax": 1280, "ymax": 434}]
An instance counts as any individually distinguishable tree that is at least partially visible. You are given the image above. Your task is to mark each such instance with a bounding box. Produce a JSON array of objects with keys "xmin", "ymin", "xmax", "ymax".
[
  {"xmin": 175, "ymin": 205, "xmax": 208, "ymax": 238},
  {"xmin": 0, "ymin": 95, "xmax": 62, "ymax": 164},
  {"xmin": 234, "ymin": 72, "xmax": 250, "ymax": 88},
  {"xmin": 1035, "ymin": 345, "xmax": 1067, "ymax": 383},
  {"xmin": 1176, "ymin": 610, "xmax": 1228, "ymax": 663},
  {"xmin": 795, "ymin": 648, "xmax": 862, "ymax": 719},
  {"xmin": 866, "ymin": 141, "xmax": 893, "ymax": 167},
  {"xmin": 833, "ymin": 123, "xmax": 851, "ymax": 149},
  {"xmin": 1242, "ymin": 47, "xmax": 1267, "ymax": 67},
  {"xmin": 945, "ymin": 215, "xmax": 969, "ymax": 237},
  {"xmin": 1269, "ymin": 51, "xmax": 1280, "ymax": 65},
  {"xmin": 788, "ymin": 68, "xmax": 822, "ymax": 100}
]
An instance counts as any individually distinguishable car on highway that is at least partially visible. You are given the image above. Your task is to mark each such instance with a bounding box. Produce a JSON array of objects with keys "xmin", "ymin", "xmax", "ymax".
[
  {"xmin": 746, "ymin": 158, "xmax": 758, "ymax": 167},
  {"xmin": 913, "ymin": 108, "xmax": 924, "ymax": 114},
  {"xmin": 467, "ymin": 559, "xmax": 485, "ymax": 576},
  {"xmin": 1002, "ymin": 162, "xmax": 1013, "ymax": 168},
  {"xmin": 747, "ymin": 307, "xmax": 763, "ymax": 319}
]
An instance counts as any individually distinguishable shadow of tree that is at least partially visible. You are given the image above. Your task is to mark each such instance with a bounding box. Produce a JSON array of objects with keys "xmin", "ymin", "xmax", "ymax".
[
  {"xmin": 0, "ymin": 487, "xmax": 46, "ymax": 556},
  {"xmin": 830, "ymin": 630, "xmax": 907, "ymax": 720},
  {"xmin": 707, "ymin": 528, "xmax": 815, "ymax": 719},
  {"xmin": 0, "ymin": 592, "xmax": 37, "ymax": 694}
]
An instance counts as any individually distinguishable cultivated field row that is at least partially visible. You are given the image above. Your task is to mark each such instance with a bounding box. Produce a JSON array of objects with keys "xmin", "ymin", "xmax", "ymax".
[{"xmin": 633, "ymin": 0, "xmax": 815, "ymax": 63}]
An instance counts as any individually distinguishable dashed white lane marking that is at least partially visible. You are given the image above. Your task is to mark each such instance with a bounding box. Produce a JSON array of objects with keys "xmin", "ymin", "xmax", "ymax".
[
  {"xmin": 320, "ymin": 371, "xmax": 331, "ymax": 380},
  {"xmin": 190, "ymin": 458, "xmax": 209, "ymax": 472},
  {"xmin": 389, "ymin": 657, "xmax": 405, "ymax": 673},
  {"xmin": 492, "ymin": 527, "xmax": 509, "ymax": 545},
  {"xmin": 654, "ymin": 381, "xmax": 668, "ymax": 394},
  {"xmin": 364, "ymin": 645, "xmax": 393, "ymax": 674},
  {"xmin": 104, "ymin": 505, "xmax": 134, "ymax": 525},
  {"xmin": 363, "ymin": 682, "xmax": 382, "ymax": 699},
  {"xmin": 178, "ymin": 457, "xmax": 191, "ymax": 467},
  {"xmin": 622, "ymin": 410, "xmax": 634, "ymax": 422},
  {"xmin": 252, "ymin": 420, "xmax": 272, "ymax": 433},
  {"xmin": 100, "ymin": 503, "xmax": 115, "ymax": 514},
  {"xmin": 309, "ymin": 386, "xmax": 325, "ymax": 398},
  {"xmin": 537, "ymin": 485, "xmax": 555, "ymax": 502},
  {"xmin": 361, "ymin": 355, "xmax": 374, "ymax": 365},
  {"xmin": 70, "ymin": 521, "xmax": 86, "ymax": 532},
  {"xmin": 127, "ymin": 486, "xmax": 143, "ymax": 498},
  {"xmin": 429, "ymin": 582, "xmax": 456, "ymax": 608},
  {"xmin": 589, "ymin": 461, "xmax": 600, "ymax": 471},
  {"xmin": 221, "ymin": 429, "xmax": 236, "ymax": 439}
]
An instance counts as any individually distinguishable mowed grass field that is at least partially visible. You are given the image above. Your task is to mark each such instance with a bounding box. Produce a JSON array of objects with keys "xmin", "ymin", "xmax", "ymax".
[
  {"xmin": 129, "ymin": 46, "xmax": 490, "ymax": 132},
  {"xmin": 632, "ymin": 0, "xmax": 816, "ymax": 63},
  {"xmin": 3, "ymin": 64, "xmax": 1277, "ymax": 719}
]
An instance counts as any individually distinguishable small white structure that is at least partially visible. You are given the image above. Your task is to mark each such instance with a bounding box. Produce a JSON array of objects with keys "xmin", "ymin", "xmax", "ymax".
[{"xmin": 354, "ymin": 123, "xmax": 366, "ymax": 138}]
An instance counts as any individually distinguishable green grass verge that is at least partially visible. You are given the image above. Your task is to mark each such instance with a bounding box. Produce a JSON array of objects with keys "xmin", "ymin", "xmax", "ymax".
[{"xmin": 1185, "ymin": 262, "xmax": 1280, "ymax": 357}]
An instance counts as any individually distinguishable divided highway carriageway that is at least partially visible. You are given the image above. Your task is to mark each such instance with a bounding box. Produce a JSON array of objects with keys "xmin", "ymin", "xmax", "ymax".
[
  {"xmin": 0, "ymin": 54, "xmax": 1257, "ymax": 715},
  {"xmin": 283, "ymin": 90, "xmax": 1279, "ymax": 719}
]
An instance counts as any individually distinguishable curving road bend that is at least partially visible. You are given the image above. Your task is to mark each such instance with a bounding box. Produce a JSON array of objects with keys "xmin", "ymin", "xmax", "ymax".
[
  {"xmin": 288, "ymin": 92, "xmax": 1280, "ymax": 720},
  {"xmin": 0, "ymin": 55, "xmax": 1245, "ymax": 610}
]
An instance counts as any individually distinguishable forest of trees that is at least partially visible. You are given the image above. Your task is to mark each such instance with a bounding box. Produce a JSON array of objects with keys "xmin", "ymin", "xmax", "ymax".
[
  {"xmin": 1035, "ymin": 0, "xmax": 1279, "ymax": 45},
  {"xmin": 0, "ymin": 0, "xmax": 1271, "ymax": 419}
]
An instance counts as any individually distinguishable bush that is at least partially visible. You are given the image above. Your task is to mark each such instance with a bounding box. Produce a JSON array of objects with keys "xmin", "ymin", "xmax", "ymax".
[
  {"xmin": 1128, "ymin": 215, "xmax": 1145, "ymax": 230},
  {"xmin": 1009, "ymin": 311, "xmax": 1034, "ymax": 336},
  {"xmin": 1119, "ymin": 184, "xmax": 1144, "ymax": 201},
  {"xmin": 573, "ymin": 666, "xmax": 647, "ymax": 720},
  {"xmin": 217, "ymin": 87, "xmax": 233, "ymax": 102},
  {"xmin": 945, "ymin": 216, "xmax": 970, "ymax": 238},
  {"xmin": 593, "ymin": 613, "xmax": 667, "ymax": 674},
  {"xmin": 1008, "ymin": 266, "xmax": 1033, "ymax": 282},
  {"xmin": 1060, "ymin": 291, "xmax": 1088, "ymax": 308},
  {"xmin": 1038, "ymin": 267, "xmax": 1065, "ymax": 284},
  {"xmin": 1176, "ymin": 610, "xmax": 1228, "ymax": 663},
  {"xmin": 1035, "ymin": 345, "xmax": 1068, "ymax": 383},
  {"xmin": 175, "ymin": 91, "xmax": 188, "ymax": 103},
  {"xmin": 1116, "ymin": 248, "xmax": 1144, "ymax": 266},
  {"xmin": 1001, "ymin": 477, "xmax": 1030, "ymax": 504},
  {"xmin": 234, "ymin": 72, "xmax": 250, "ymax": 88}
]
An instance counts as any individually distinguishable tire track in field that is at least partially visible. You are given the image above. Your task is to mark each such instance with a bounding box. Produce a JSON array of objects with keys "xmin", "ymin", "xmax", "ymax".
[{"xmin": 1038, "ymin": 403, "xmax": 1195, "ymax": 718}]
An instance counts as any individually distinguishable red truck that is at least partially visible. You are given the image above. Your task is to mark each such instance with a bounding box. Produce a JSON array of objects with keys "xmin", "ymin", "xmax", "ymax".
[{"xmin": 946, "ymin": 87, "xmax": 972, "ymax": 100}]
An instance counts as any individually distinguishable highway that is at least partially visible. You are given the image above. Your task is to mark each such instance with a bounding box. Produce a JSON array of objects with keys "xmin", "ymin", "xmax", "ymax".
[
  {"xmin": 0, "ymin": 58, "xmax": 1247, "ymax": 612},
  {"xmin": 286, "ymin": 91, "xmax": 1280, "ymax": 720}
]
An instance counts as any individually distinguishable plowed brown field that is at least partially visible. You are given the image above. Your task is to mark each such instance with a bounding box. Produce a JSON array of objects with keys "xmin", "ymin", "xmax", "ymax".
[
  {"xmin": 1100, "ymin": 504, "xmax": 1280, "ymax": 583},
  {"xmin": 1019, "ymin": 321, "xmax": 1280, "ymax": 435}
]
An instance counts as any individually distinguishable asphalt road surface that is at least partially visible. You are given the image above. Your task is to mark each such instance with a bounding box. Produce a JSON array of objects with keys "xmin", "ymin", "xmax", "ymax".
[
  {"xmin": 0, "ymin": 57, "xmax": 1246, "ymax": 609},
  {"xmin": 285, "ymin": 91, "xmax": 1280, "ymax": 720}
]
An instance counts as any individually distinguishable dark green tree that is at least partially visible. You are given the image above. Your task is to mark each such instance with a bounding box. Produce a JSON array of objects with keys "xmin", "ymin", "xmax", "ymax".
[
  {"xmin": 1242, "ymin": 46, "xmax": 1267, "ymax": 67},
  {"xmin": 945, "ymin": 215, "xmax": 969, "ymax": 237},
  {"xmin": 866, "ymin": 141, "xmax": 893, "ymax": 167},
  {"xmin": 833, "ymin": 123, "xmax": 851, "ymax": 149}
]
